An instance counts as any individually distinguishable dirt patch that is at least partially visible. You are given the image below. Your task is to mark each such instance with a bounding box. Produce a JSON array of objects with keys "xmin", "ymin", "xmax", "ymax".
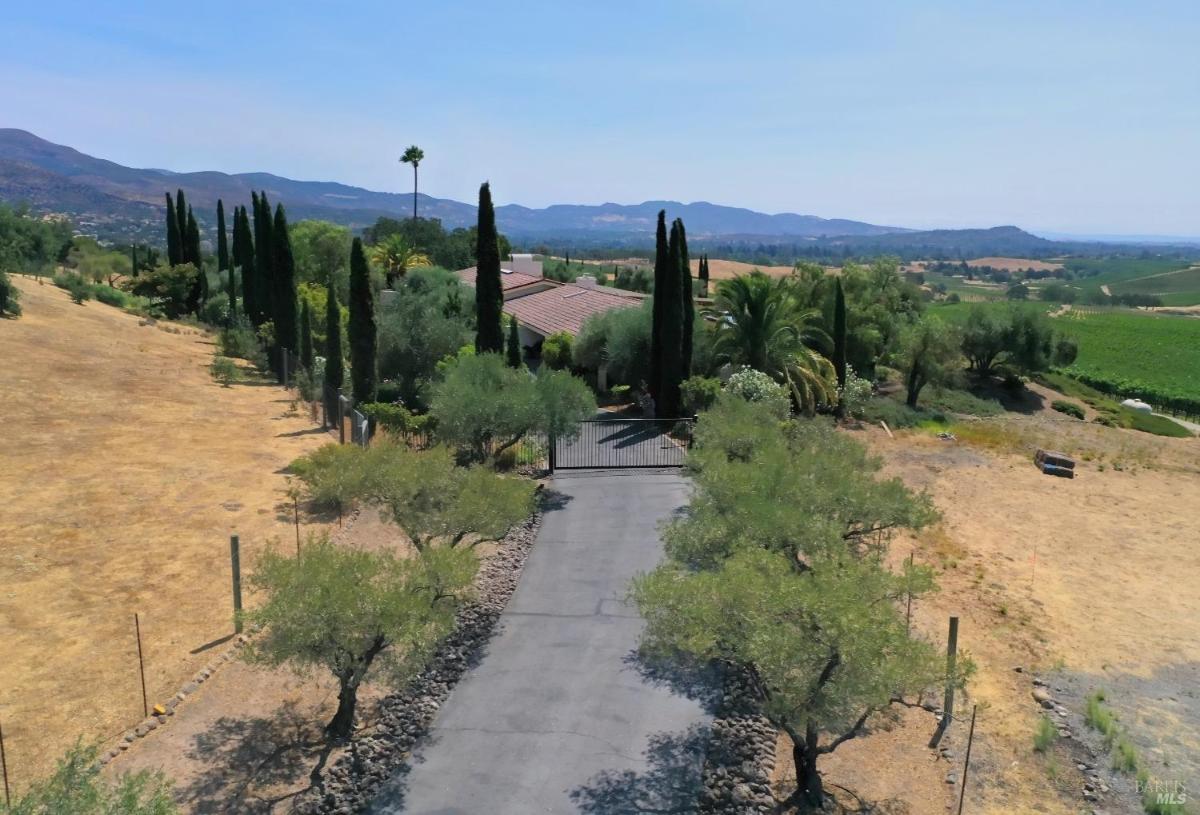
[
  {"xmin": 967, "ymin": 257, "xmax": 1064, "ymax": 272},
  {"xmin": 799, "ymin": 422, "xmax": 1200, "ymax": 814},
  {"xmin": 688, "ymin": 258, "xmax": 798, "ymax": 280},
  {"xmin": 0, "ymin": 277, "xmax": 332, "ymax": 789}
]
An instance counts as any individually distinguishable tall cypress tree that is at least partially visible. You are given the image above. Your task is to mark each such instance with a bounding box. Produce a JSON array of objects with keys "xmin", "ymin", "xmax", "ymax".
[
  {"xmin": 254, "ymin": 192, "xmax": 275, "ymax": 327},
  {"xmin": 699, "ymin": 253, "xmax": 710, "ymax": 297},
  {"xmin": 300, "ymin": 299, "xmax": 314, "ymax": 370},
  {"xmin": 131, "ymin": 245, "xmax": 139, "ymax": 278},
  {"xmin": 216, "ymin": 200, "xmax": 229, "ymax": 272},
  {"xmin": 648, "ymin": 210, "xmax": 670, "ymax": 408},
  {"xmin": 165, "ymin": 193, "xmax": 181, "ymax": 266},
  {"xmin": 506, "ymin": 317, "xmax": 521, "ymax": 368},
  {"xmin": 238, "ymin": 206, "xmax": 258, "ymax": 325},
  {"xmin": 677, "ymin": 218, "xmax": 693, "ymax": 381},
  {"xmin": 175, "ymin": 189, "xmax": 188, "ymax": 257},
  {"xmin": 474, "ymin": 182, "xmax": 504, "ymax": 353},
  {"xmin": 657, "ymin": 220, "xmax": 685, "ymax": 417},
  {"xmin": 347, "ymin": 237, "xmax": 377, "ymax": 404},
  {"xmin": 323, "ymin": 279, "xmax": 344, "ymax": 424},
  {"xmin": 272, "ymin": 203, "xmax": 298, "ymax": 355},
  {"xmin": 185, "ymin": 208, "xmax": 206, "ymax": 315},
  {"xmin": 833, "ymin": 277, "xmax": 848, "ymax": 418}
]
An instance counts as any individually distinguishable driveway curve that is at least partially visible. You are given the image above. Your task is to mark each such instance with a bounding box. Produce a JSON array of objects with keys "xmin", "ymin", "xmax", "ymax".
[{"xmin": 369, "ymin": 470, "xmax": 713, "ymax": 814}]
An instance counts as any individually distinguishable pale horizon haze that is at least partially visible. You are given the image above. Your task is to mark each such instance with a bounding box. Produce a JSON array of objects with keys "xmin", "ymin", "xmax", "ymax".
[{"xmin": 2, "ymin": 1, "xmax": 1198, "ymax": 236}]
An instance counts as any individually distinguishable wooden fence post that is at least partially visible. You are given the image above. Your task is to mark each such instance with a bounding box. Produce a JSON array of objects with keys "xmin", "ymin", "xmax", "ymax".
[
  {"xmin": 928, "ymin": 615, "xmax": 959, "ymax": 747},
  {"xmin": 957, "ymin": 704, "xmax": 978, "ymax": 815},
  {"xmin": 134, "ymin": 613, "xmax": 148, "ymax": 718},
  {"xmin": 1, "ymin": 718, "xmax": 10, "ymax": 808},
  {"xmin": 230, "ymin": 535, "xmax": 243, "ymax": 634}
]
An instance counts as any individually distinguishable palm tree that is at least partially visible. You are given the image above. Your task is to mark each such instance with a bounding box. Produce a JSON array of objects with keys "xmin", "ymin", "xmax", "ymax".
[
  {"xmin": 708, "ymin": 271, "xmax": 836, "ymax": 415},
  {"xmin": 400, "ymin": 145, "xmax": 424, "ymax": 221},
  {"xmin": 370, "ymin": 234, "xmax": 431, "ymax": 289}
]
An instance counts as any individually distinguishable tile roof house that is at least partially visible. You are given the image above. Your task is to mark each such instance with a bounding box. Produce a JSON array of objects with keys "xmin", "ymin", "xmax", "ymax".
[{"xmin": 456, "ymin": 257, "xmax": 639, "ymax": 357}]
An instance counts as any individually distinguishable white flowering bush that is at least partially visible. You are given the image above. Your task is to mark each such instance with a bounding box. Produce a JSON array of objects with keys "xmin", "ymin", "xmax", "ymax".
[
  {"xmin": 839, "ymin": 367, "xmax": 873, "ymax": 418},
  {"xmin": 724, "ymin": 367, "xmax": 791, "ymax": 418}
]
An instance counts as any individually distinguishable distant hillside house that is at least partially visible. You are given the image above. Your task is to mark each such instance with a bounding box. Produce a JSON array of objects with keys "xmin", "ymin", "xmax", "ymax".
[{"xmin": 456, "ymin": 255, "xmax": 637, "ymax": 356}]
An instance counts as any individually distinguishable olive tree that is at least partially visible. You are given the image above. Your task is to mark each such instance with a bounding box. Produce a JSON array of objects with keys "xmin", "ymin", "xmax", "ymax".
[
  {"xmin": 5, "ymin": 741, "xmax": 178, "ymax": 814},
  {"xmin": 430, "ymin": 352, "xmax": 595, "ymax": 463},
  {"xmin": 632, "ymin": 398, "xmax": 962, "ymax": 809},
  {"xmin": 244, "ymin": 537, "xmax": 475, "ymax": 739},
  {"xmin": 894, "ymin": 316, "xmax": 961, "ymax": 408},
  {"xmin": 364, "ymin": 442, "xmax": 536, "ymax": 551}
]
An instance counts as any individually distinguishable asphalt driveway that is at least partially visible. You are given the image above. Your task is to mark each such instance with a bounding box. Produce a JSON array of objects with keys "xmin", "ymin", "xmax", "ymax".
[{"xmin": 368, "ymin": 470, "xmax": 713, "ymax": 814}]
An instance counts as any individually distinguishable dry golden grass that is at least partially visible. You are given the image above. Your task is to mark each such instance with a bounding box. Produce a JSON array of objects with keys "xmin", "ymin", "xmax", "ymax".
[
  {"xmin": 688, "ymin": 257, "xmax": 798, "ymax": 280},
  {"xmin": 966, "ymin": 256, "xmax": 1063, "ymax": 272},
  {"xmin": 0, "ymin": 278, "xmax": 331, "ymax": 789}
]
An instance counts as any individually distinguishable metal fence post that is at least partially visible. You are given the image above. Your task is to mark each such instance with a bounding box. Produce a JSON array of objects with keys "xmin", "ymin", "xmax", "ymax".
[
  {"xmin": 338, "ymin": 394, "xmax": 346, "ymax": 445},
  {"xmin": 230, "ymin": 535, "xmax": 243, "ymax": 634},
  {"xmin": 929, "ymin": 615, "xmax": 959, "ymax": 747}
]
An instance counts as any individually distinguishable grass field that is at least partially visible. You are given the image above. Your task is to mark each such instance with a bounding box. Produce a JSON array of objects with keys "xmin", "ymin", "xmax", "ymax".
[
  {"xmin": 1109, "ymin": 264, "xmax": 1200, "ymax": 305},
  {"xmin": 0, "ymin": 278, "xmax": 330, "ymax": 788},
  {"xmin": 1053, "ymin": 308, "xmax": 1200, "ymax": 415},
  {"xmin": 1062, "ymin": 257, "xmax": 1200, "ymax": 304}
]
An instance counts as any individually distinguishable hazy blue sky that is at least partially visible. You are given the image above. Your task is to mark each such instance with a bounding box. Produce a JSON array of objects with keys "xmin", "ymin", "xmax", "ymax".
[{"xmin": 2, "ymin": 1, "xmax": 1197, "ymax": 234}]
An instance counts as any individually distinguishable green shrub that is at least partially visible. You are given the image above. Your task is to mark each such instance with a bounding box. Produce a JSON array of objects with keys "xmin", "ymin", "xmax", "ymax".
[
  {"xmin": 210, "ymin": 356, "xmax": 239, "ymax": 386},
  {"xmin": 680, "ymin": 376, "xmax": 722, "ymax": 415},
  {"xmin": 55, "ymin": 271, "xmax": 93, "ymax": 304},
  {"xmin": 93, "ymin": 284, "xmax": 130, "ymax": 308},
  {"xmin": 1085, "ymin": 690, "xmax": 1118, "ymax": 746},
  {"xmin": 200, "ymin": 291, "xmax": 229, "ymax": 326},
  {"xmin": 923, "ymin": 386, "xmax": 1004, "ymax": 417},
  {"xmin": 1052, "ymin": 400, "xmax": 1085, "ymax": 420},
  {"xmin": 839, "ymin": 368, "xmax": 874, "ymax": 418},
  {"xmin": 1033, "ymin": 715, "xmax": 1058, "ymax": 753},
  {"xmin": 724, "ymin": 367, "xmax": 791, "ymax": 418},
  {"xmin": 3, "ymin": 740, "xmax": 178, "ymax": 814},
  {"xmin": 861, "ymin": 394, "xmax": 947, "ymax": 429},
  {"xmin": 360, "ymin": 402, "xmax": 430, "ymax": 434},
  {"xmin": 0, "ymin": 270, "xmax": 21, "ymax": 317},
  {"xmin": 541, "ymin": 331, "xmax": 573, "ymax": 370},
  {"xmin": 1112, "ymin": 735, "xmax": 1138, "ymax": 772},
  {"xmin": 218, "ymin": 324, "xmax": 267, "ymax": 368}
]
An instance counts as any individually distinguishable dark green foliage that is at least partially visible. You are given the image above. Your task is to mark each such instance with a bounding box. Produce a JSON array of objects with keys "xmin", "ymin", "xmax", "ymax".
[
  {"xmin": 678, "ymin": 220, "xmax": 693, "ymax": 380},
  {"xmin": 128, "ymin": 263, "xmax": 199, "ymax": 319},
  {"xmin": 348, "ymin": 237, "xmax": 377, "ymax": 403},
  {"xmin": 474, "ymin": 182, "xmax": 504, "ymax": 353},
  {"xmin": 680, "ymin": 375, "xmax": 721, "ymax": 415},
  {"xmin": 833, "ymin": 277, "xmax": 848, "ymax": 416},
  {"xmin": 1052, "ymin": 400, "xmax": 1085, "ymax": 419},
  {"xmin": 506, "ymin": 316, "xmax": 522, "ymax": 368},
  {"xmin": 272, "ymin": 204, "xmax": 299, "ymax": 353},
  {"xmin": 376, "ymin": 268, "xmax": 473, "ymax": 410},
  {"xmin": 254, "ymin": 192, "xmax": 275, "ymax": 327},
  {"xmin": 165, "ymin": 193, "xmax": 181, "ymax": 266},
  {"xmin": 363, "ymin": 216, "xmax": 512, "ymax": 272},
  {"xmin": 0, "ymin": 270, "xmax": 19, "ymax": 316},
  {"xmin": 541, "ymin": 331, "xmax": 573, "ymax": 370},
  {"xmin": 216, "ymin": 199, "xmax": 229, "ymax": 271},
  {"xmin": 175, "ymin": 189, "xmax": 187, "ymax": 246},
  {"xmin": 649, "ymin": 211, "xmax": 669, "ymax": 406},
  {"xmin": 699, "ymin": 253, "xmax": 709, "ymax": 297},
  {"xmin": 3, "ymin": 740, "xmax": 179, "ymax": 814},
  {"xmin": 184, "ymin": 208, "xmax": 206, "ymax": 315},
  {"xmin": 300, "ymin": 299, "xmax": 314, "ymax": 370},
  {"xmin": 324, "ymin": 279, "xmax": 345, "ymax": 419},
  {"xmin": 235, "ymin": 206, "xmax": 258, "ymax": 323}
]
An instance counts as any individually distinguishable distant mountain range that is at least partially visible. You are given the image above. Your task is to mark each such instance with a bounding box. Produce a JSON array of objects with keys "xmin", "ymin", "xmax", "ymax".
[{"xmin": 2, "ymin": 127, "xmax": 1191, "ymax": 259}]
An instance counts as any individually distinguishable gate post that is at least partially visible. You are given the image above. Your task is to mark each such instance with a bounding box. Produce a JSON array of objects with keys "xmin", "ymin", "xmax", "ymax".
[{"xmin": 548, "ymin": 432, "xmax": 557, "ymax": 473}]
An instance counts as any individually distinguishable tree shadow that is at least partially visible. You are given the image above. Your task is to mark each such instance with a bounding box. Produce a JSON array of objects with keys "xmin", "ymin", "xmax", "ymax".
[
  {"xmin": 538, "ymin": 487, "xmax": 574, "ymax": 512},
  {"xmin": 623, "ymin": 650, "xmax": 722, "ymax": 713},
  {"xmin": 177, "ymin": 700, "xmax": 330, "ymax": 814},
  {"xmin": 276, "ymin": 426, "xmax": 329, "ymax": 438},
  {"xmin": 568, "ymin": 724, "xmax": 711, "ymax": 814}
]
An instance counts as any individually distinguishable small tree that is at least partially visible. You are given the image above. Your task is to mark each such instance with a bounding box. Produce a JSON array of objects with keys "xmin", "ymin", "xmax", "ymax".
[
  {"xmin": 323, "ymin": 279, "xmax": 345, "ymax": 426},
  {"xmin": 894, "ymin": 316, "xmax": 961, "ymax": 408},
  {"xmin": 348, "ymin": 237, "xmax": 377, "ymax": 403},
  {"xmin": 430, "ymin": 353, "xmax": 595, "ymax": 463},
  {"xmin": 506, "ymin": 316, "xmax": 522, "ymax": 368},
  {"xmin": 0, "ymin": 270, "xmax": 21, "ymax": 317},
  {"xmin": 290, "ymin": 443, "xmax": 368, "ymax": 522},
  {"xmin": 541, "ymin": 331, "xmax": 573, "ymax": 370},
  {"xmin": 365, "ymin": 443, "xmax": 536, "ymax": 550},
  {"xmin": 5, "ymin": 740, "xmax": 178, "ymax": 814},
  {"xmin": 244, "ymin": 537, "xmax": 476, "ymax": 738}
]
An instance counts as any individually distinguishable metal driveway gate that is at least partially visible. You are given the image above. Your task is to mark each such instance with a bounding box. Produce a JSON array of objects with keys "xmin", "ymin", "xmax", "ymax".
[{"xmin": 552, "ymin": 417, "xmax": 694, "ymax": 470}]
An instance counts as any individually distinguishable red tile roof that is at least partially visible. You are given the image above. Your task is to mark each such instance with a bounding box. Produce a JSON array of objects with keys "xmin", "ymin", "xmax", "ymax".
[
  {"xmin": 502, "ymin": 284, "xmax": 638, "ymax": 337},
  {"xmin": 456, "ymin": 267, "xmax": 548, "ymax": 292}
]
